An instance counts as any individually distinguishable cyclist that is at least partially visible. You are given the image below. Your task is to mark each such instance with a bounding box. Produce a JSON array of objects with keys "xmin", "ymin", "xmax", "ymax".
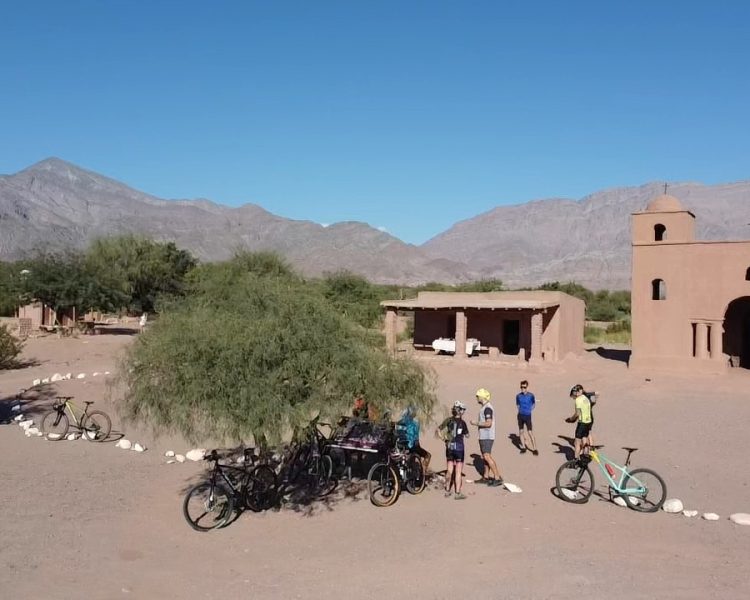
[
  {"xmin": 395, "ymin": 406, "xmax": 431, "ymax": 475},
  {"xmin": 438, "ymin": 401, "xmax": 469, "ymax": 500},
  {"xmin": 471, "ymin": 388, "xmax": 503, "ymax": 486},
  {"xmin": 565, "ymin": 384, "xmax": 592, "ymax": 459}
]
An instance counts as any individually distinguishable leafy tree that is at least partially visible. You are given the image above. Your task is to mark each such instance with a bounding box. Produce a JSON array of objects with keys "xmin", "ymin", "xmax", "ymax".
[
  {"xmin": 455, "ymin": 278, "xmax": 504, "ymax": 292},
  {"xmin": 17, "ymin": 252, "xmax": 127, "ymax": 317},
  {"xmin": 0, "ymin": 325, "xmax": 23, "ymax": 369},
  {"xmin": 0, "ymin": 261, "xmax": 21, "ymax": 316},
  {"xmin": 86, "ymin": 236, "xmax": 196, "ymax": 314},
  {"xmin": 119, "ymin": 254, "xmax": 436, "ymax": 445},
  {"xmin": 320, "ymin": 271, "xmax": 383, "ymax": 328}
]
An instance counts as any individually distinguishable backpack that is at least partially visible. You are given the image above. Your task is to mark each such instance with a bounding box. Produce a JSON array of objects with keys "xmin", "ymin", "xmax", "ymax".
[{"xmin": 395, "ymin": 414, "xmax": 419, "ymax": 449}]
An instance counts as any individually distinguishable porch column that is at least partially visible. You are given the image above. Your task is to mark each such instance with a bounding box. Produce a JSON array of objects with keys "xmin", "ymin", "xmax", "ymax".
[
  {"xmin": 695, "ymin": 322, "xmax": 708, "ymax": 359},
  {"xmin": 384, "ymin": 309, "xmax": 397, "ymax": 355},
  {"xmin": 529, "ymin": 311, "xmax": 543, "ymax": 363},
  {"xmin": 455, "ymin": 310, "xmax": 467, "ymax": 360},
  {"xmin": 710, "ymin": 321, "xmax": 724, "ymax": 362}
]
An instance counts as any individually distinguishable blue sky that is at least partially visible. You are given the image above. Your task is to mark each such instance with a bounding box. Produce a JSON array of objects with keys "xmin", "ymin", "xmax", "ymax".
[{"xmin": 1, "ymin": 1, "xmax": 748, "ymax": 243}]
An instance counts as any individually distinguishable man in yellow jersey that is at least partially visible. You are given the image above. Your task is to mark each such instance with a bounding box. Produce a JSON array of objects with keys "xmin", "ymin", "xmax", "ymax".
[{"xmin": 565, "ymin": 384, "xmax": 592, "ymax": 459}]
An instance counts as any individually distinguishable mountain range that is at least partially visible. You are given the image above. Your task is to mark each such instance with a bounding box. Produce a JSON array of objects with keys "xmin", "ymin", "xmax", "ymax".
[{"xmin": 1, "ymin": 158, "xmax": 749, "ymax": 289}]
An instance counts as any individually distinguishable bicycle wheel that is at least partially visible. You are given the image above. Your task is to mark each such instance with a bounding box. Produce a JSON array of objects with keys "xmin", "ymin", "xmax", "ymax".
[
  {"xmin": 245, "ymin": 465, "xmax": 278, "ymax": 512},
  {"xmin": 81, "ymin": 410, "xmax": 111, "ymax": 442},
  {"xmin": 555, "ymin": 460, "xmax": 595, "ymax": 504},
  {"xmin": 183, "ymin": 482, "xmax": 235, "ymax": 532},
  {"xmin": 41, "ymin": 410, "xmax": 69, "ymax": 440},
  {"xmin": 405, "ymin": 454, "xmax": 426, "ymax": 495},
  {"xmin": 621, "ymin": 468, "xmax": 667, "ymax": 513},
  {"xmin": 367, "ymin": 463, "xmax": 400, "ymax": 507},
  {"xmin": 311, "ymin": 454, "xmax": 336, "ymax": 497},
  {"xmin": 287, "ymin": 445, "xmax": 310, "ymax": 483}
]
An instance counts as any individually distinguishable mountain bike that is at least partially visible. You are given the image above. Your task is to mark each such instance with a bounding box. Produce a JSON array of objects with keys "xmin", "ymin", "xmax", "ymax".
[
  {"xmin": 40, "ymin": 396, "xmax": 112, "ymax": 442},
  {"xmin": 555, "ymin": 446, "xmax": 666, "ymax": 512},
  {"xmin": 183, "ymin": 449, "xmax": 278, "ymax": 532},
  {"xmin": 367, "ymin": 442, "xmax": 426, "ymax": 507},
  {"xmin": 284, "ymin": 417, "xmax": 336, "ymax": 496}
]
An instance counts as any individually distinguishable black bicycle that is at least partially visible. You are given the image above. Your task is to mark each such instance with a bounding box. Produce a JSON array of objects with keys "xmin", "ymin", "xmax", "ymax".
[
  {"xmin": 367, "ymin": 440, "xmax": 426, "ymax": 507},
  {"xmin": 284, "ymin": 418, "xmax": 336, "ymax": 496},
  {"xmin": 183, "ymin": 449, "xmax": 278, "ymax": 532}
]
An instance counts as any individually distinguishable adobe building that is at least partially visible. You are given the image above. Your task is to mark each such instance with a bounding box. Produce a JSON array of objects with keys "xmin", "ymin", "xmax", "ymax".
[
  {"xmin": 630, "ymin": 194, "xmax": 750, "ymax": 372},
  {"xmin": 381, "ymin": 290, "xmax": 584, "ymax": 364},
  {"xmin": 16, "ymin": 302, "xmax": 77, "ymax": 329}
]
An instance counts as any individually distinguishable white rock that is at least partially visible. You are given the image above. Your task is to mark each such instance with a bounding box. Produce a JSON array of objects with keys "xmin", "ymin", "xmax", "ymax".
[
  {"xmin": 116, "ymin": 439, "xmax": 132, "ymax": 450},
  {"xmin": 93, "ymin": 372, "xmax": 100, "ymax": 376},
  {"xmin": 51, "ymin": 373, "xmax": 64, "ymax": 382},
  {"xmin": 26, "ymin": 427, "xmax": 40, "ymax": 435},
  {"xmin": 503, "ymin": 482, "xmax": 523, "ymax": 493},
  {"xmin": 35, "ymin": 431, "xmax": 43, "ymax": 437},
  {"xmin": 104, "ymin": 371, "xmax": 111, "ymax": 375},
  {"xmin": 166, "ymin": 460, "xmax": 176, "ymax": 464},
  {"xmin": 729, "ymin": 513, "xmax": 750, "ymax": 526},
  {"xmin": 133, "ymin": 443, "xmax": 145, "ymax": 452},
  {"xmin": 64, "ymin": 373, "xmax": 72, "ymax": 380},
  {"xmin": 703, "ymin": 512, "xmax": 720, "ymax": 521},
  {"xmin": 47, "ymin": 433, "xmax": 62, "ymax": 440},
  {"xmin": 76, "ymin": 373, "xmax": 86, "ymax": 379},
  {"xmin": 67, "ymin": 433, "xmax": 79, "ymax": 441},
  {"xmin": 560, "ymin": 488, "xmax": 580, "ymax": 500},
  {"xmin": 164, "ymin": 450, "xmax": 175, "ymax": 458},
  {"xmin": 13, "ymin": 414, "xmax": 24, "ymax": 422},
  {"xmin": 19, "ymin": 420, "xmax": 34, "ymax": 428},
  {"xmin": 613, "ymin": 496, "xmax": 628, "ymax": 507},
  {"xmin": 41, "ymin": 378, "xmax": 50, "ymax": 384},
  {"xmin": 186, "ymin": 448, "xmax": 206, "ymax": 462},
  {"xmin": 11, "ymin": 404, "xmax": 21, "ymax": 412},
  {"xmin": 683, "ymin": 510, "xmax": 698, "ymax": 518},
  {"xmin": 25, "ymin": 430, "xmax": 32, "ymax": 437},
  {"xmin": 663, "ymin": 498, "xmax": 684, "ymax": 513},
  {"xmin": 32, "ymin": 379, "xmax": 41, "ymax": 386},
  {"xmin": 175, "ymin": 454, "xmax": 186, "ymax": 463}
]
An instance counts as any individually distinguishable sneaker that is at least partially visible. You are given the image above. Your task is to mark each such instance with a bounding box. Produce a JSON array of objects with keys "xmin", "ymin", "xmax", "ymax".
[
  {"xmin": 520, "ymin": 447, "xmax": 527, "ymax": 454},
  {"xmin": 489, "ymin": 479, "xmax": 504, "ymax": 487},
  {"xmin": 454, "ymin": 492, "xmax": 467, "ymax": 500},
  {"xmin": 444, "ymin": 490, "xmax": 452, "ymax": 498},
  {"xmin": 532, "ymin": 450, "xmax": 539, "ymax": 456},
  {"xmin": 475, "ymin": 477, "xmax": 492, "ymax": 485}
]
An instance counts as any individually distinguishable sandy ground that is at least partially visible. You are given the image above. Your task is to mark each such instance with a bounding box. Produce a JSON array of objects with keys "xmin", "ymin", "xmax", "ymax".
[{"xmin": 1, "ymin": 332, "xmax": 749, "ymax": 599}]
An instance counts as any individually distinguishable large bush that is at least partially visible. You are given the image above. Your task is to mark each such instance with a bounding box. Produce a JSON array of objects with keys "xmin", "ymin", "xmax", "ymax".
[
  {"xmin": 119, "ymin": 254, "xmax": 435, "ymax": 445},
  {"xmin": 0, "ymin": 325, "xmax": 23, "ymax": 369}
]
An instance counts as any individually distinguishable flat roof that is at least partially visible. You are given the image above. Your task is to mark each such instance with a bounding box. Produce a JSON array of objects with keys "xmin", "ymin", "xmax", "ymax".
[{"xmin": 380, "ymin": 290, "xmax": 567, "ymax": 310}]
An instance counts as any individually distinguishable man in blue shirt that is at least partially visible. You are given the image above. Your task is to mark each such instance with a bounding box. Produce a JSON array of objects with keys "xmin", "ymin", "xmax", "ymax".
[{"xmin": 515, "ymin": 380, "xmax": 538, "ymax": 455}]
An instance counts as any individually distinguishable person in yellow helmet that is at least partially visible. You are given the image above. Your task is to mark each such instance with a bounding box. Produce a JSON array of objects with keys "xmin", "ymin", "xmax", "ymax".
[{"xmin": 470, "ymin": 388, "xmax": 504, "ymax": 486}]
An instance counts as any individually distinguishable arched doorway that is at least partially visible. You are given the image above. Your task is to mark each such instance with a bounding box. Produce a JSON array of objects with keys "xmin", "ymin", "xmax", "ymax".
[{"xmin": 723, "ymin": 297, "xmax": 750, "ymax": 368}]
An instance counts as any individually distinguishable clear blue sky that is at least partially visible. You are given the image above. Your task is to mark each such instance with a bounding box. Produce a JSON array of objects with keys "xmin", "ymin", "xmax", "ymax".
[{"xmin": 1, "ymin": 1, "xmax": 748, "ymax": 243}]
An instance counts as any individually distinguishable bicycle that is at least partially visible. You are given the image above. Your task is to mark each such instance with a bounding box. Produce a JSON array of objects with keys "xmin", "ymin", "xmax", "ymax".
[
  {"xmin": 183, "ymin": 448, "xmax": 278, "ymax": 532},
  {"xmin": 555, "ymin": 446, "xmax": 667, "ymax": 512},
  {"xmin": 284, "ymin": 418, "xmax": 336, "ymax": 496},
  {"xmin": 367, "ymin": 440, "xmax": 426, "ymax": 507},
  {"xmin": 40, "ymin": 396, "xmax": 112, "ymax": 442}
]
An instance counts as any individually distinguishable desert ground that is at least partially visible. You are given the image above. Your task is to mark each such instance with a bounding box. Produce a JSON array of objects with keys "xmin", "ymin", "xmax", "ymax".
[{"xmin": 1, "ymin": 331, "xmax": 749, "ymax": 600}]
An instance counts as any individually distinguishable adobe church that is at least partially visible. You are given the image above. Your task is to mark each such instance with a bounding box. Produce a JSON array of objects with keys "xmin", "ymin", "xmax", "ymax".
[{"xmin": 630, "ymin": 194, "xmax": 750, "ymax": 372}]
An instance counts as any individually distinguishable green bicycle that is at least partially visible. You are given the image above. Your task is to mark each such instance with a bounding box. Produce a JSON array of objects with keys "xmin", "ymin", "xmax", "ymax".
[
  {"xmin": 41, "ymin": 396, "xmax": 112, "ymax": 442},
  {"xmin": 555, "ymin": 446, "xmax": 666, "ymax": 512}
]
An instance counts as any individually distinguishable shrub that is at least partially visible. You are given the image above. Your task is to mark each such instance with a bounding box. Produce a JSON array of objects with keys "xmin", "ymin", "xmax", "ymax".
[
  {"xmin": 0, "ymin": 325, "xmax": 23, "ymax": 369},
  {"xmin": 119, "ymin": 254, "xmax": 436, "ymax": 445}
]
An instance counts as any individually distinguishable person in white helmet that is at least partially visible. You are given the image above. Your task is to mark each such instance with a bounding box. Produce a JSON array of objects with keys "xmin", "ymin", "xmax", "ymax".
[{"xmin": 437, "ymin": 401, "xmax": 469, "ymax": 500}]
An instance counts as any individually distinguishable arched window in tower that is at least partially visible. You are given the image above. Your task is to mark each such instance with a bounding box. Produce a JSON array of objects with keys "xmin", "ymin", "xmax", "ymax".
[
  {"xmin": 654, "ymin": 224, "xmax": 666, "ymax": 241},
  {"xmin": 652, "ymin": 279, "xmax": 666, "ymax": 300}
]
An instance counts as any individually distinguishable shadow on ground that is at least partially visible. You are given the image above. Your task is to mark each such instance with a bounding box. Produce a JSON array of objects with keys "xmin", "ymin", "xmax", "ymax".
[
  {"xmin": 587, "ymin": 346, "xmax": 631, "ymax": 364},
  {"xmin": 0, "ymin": 385, "xmax": 57, "ymax": 425}
]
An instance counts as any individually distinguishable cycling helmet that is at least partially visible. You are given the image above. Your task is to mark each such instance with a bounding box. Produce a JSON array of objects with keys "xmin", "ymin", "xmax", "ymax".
[
  {"xmin": 475, "ymin": 388, "xmax": 491, "ymax": 401},
  {"xmin": 570, "ymin": 384, "xmax": 583, "ymax": 396},
  {"xmin": 453, "ymin": 400, "xmax": 467, "ymax": 412}
]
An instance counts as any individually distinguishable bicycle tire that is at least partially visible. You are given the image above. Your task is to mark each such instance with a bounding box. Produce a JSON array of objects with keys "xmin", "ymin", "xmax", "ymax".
[
  {"xmin": 183, "ymin": 482, "xmax": 235, "ymax": 532},
  {"xmin": 312, "ymin": 454, "xmax": 336, "ymax": 497},
  {"xmin": 287, "ymin": 444, "xmax": 309, "ymax": 483},
  {"xmin": 41, "ymin": 410, "xmax": 69, "ymax": 440},
  {"xmin": 367, "ymin": 463, "xmax": 400, "ymax": 507},
  {"xmin": 245, "ymin": 465, "xmax": 278, "ymax": 512},
  {"xmin": 405, "ymin": 454, "xmax": 426, "ymax": 495},
  {"xmin": 555, "ymin": 459, "xmax": 595, "ymax": 504},
  {"xmin": 621, "ymin": 467, "xmax": 667, "ymax": 513},
  {"xmin": 81, "ymin": 410, "xmax": 111, "ymax": 442}
]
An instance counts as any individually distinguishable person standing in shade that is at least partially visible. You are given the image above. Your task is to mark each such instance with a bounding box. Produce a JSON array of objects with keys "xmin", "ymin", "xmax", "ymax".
[
  {"xmin": 516, "ymin": 380, "xmax": 538, "ymax": 455},
  {"xmin": 438, "ymin": 402, "xmax": 469, "ymax": 500},
  {"xmin": 471, "ymin": 388, "xmax": 503, "ymax": 486}
]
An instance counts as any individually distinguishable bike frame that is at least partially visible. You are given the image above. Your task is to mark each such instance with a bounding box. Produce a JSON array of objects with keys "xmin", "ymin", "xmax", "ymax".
[
  {"xmin": 55, "ymin": 399, "xmax": 86, "ymax": 427},
  {"xmin": 588, "ymin": 450, "xmax": 646, "ymax": 496}
]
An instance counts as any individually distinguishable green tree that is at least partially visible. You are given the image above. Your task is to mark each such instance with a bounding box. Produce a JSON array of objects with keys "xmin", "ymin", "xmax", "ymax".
[
  {"xmin": 456, "ymin": 278, "xmax": 504, "ymax": 292},
  {"xmin": 320, "ymin": 270, "xmax": 383, "ymax": 328},
  {"xmin": 119, "ymin": 254, "xmax": 436, "ymax": 445},
  {"xmin": 86, "ymin": 236, "xmax": 196, "ymax": 314},
  {"xmin": 0, "ymin": 261, "xmax": 21, "ymax": 316},
  {"xmin": 0, "ymin": 325, "xmax": 23, "ymax": 369}
]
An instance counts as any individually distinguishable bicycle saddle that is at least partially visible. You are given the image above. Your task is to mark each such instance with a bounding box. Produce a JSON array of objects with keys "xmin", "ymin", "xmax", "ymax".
[
  {"xmin": 621, "ymin": 446, "xmax": 638, "ymax": 453},
  {"xmin": 84, "ymin": 401, "xmax": 94, "ymax": 406}
]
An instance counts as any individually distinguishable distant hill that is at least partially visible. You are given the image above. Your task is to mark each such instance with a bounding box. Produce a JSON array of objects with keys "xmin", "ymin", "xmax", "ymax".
[{"xmin": 1, "ymin": 158, "xmax": 748, "ymax": 288}]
